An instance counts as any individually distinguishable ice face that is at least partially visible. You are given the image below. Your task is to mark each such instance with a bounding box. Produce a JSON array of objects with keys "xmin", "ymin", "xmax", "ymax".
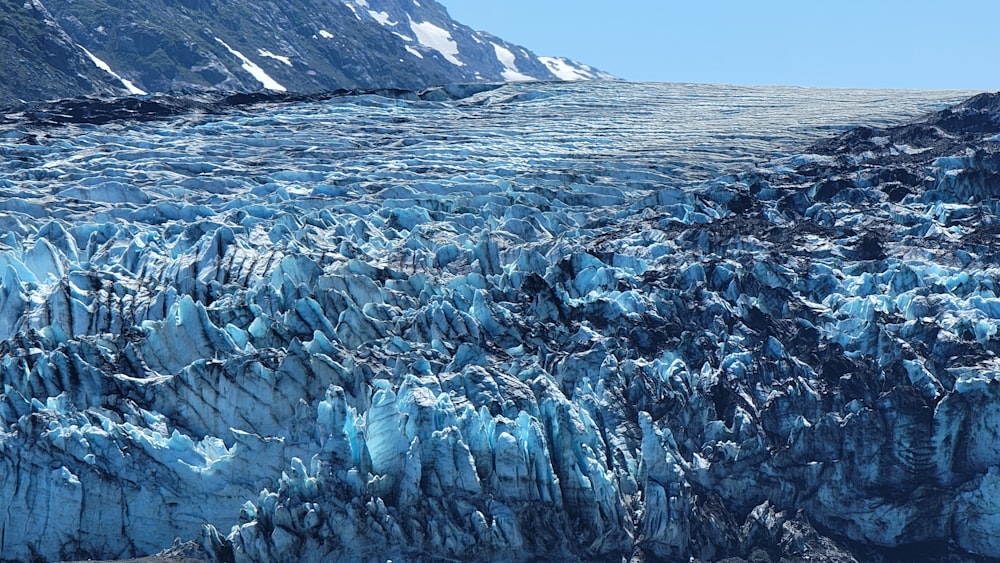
[{"xmin": 0, "ymin": 82, "xmax": 991, "ymax": 562}]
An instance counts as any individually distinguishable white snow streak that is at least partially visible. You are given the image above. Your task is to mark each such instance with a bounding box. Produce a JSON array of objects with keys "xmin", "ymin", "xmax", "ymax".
[
  {"xmin": 318, "ymin": 29, "xmax": 334, "ymax": 39},
  {"xmin": 405, "ymin": 45, "xmax": 423, "ymax": 59},
  {"xmin": 344, "ymin": 2, "xmax": 362, "ymax": 20},
  {"xmin": 258, "ymin": 49, "xmax": 293, "ymax": 67},
  {"xmin": 368, "ymin": 10, "xmax": 396, "ymax": 26},
  {"xmin": 409, "ymin": 19, "xmax": 463, "ymax": 66},
  {"xmin": 214, "ymin": 38, "xmax": 287, "ymax": 92},
  {"xmin": 539, "ymin": 57, "xmax": 590, "ymax": 81},
  {"xmin": 78, "ymin": 45, "xmax": 147, "ymax": 95},
  {"xmin": 492, "ymin": 43, "xmax": 535, "ymax": 82}
]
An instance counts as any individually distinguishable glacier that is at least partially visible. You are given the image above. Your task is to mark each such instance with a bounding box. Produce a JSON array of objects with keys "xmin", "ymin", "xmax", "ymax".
[{"xmin": 0, "ymin": 81, "xmax": 997, "ymax": 562}]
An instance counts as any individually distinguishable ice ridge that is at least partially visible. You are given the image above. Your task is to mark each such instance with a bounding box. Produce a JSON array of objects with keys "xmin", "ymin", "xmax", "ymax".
[{"xmin": 0, "ymin": 82, "xmax": 993, "ymax": 562}]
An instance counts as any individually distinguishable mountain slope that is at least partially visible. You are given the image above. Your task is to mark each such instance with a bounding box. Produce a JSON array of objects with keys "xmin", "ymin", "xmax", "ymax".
[
  {"xmin": 0, "ymin": 0, "xmax": 612, "ymax": 105},
  {"xmin": 0, "ymin": 0, "xmax": 124, "ymax": 103}
]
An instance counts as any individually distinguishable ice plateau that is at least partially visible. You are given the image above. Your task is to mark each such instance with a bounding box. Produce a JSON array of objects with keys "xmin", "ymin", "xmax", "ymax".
[{"xmin": 0, "ymin": 81, "xmax": 997, "ymax": 562}]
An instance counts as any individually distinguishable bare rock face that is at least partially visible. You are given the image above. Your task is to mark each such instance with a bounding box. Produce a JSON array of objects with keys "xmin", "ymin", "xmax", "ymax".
[
  {"xmin": 0, "ymin": 0, "xmax": 611, "ymax": 106},
  {"xmin": 0, "ymin": 0, "xmax": 123, "ymax": 103}
]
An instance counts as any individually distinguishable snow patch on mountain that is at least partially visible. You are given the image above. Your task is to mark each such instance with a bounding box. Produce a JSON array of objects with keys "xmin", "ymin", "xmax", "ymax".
[
  {"xmin": 78, "ymin": 45, "xmax": 147, "ymax": 95},
  {"xmin": 539, "ymin": 56, "xmax": 602, "ymax": 81},
  {"xmin": 257, "ymin": 49, "xmax": 293, "ymax": 67},
  {"xmin": 409, "ymin": 18, "xmax": 463, "ymax": 66},
  {"xmin": 343, "ymin": 1, "xmax": 362, "ymax": 20},
  {"xmin": 214, "ymin": 37, "xmax": 286, "ymax": 92},
  {"xmin": 369, "ymin": 10, "xmax": 396, "ymax": 26},
  {"xmin": 492, "ymin": 43, "xmax": 536, "ymax": 82}
]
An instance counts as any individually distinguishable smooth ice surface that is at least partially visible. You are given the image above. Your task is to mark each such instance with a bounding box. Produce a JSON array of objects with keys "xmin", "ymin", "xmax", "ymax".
[{"xmin": 0, "ymin": 82, "xmax": 984, "ymax": 562}]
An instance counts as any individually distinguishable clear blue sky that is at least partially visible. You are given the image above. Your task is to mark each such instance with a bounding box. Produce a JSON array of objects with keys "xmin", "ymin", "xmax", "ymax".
[{"xmin": 442, "ymin": 0, "xmax": 999, "ymax": 91}]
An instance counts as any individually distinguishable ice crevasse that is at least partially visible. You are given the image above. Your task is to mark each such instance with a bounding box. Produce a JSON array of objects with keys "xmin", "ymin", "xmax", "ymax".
[{"xmin": 0, "ymin": 82, "xmax": 998, "ymax": 562}]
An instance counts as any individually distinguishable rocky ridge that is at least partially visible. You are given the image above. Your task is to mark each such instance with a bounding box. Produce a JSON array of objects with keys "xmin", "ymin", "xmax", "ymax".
[{"xmin": 0, "ymin": 0, "xmax": 610, "ymax": 106}]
